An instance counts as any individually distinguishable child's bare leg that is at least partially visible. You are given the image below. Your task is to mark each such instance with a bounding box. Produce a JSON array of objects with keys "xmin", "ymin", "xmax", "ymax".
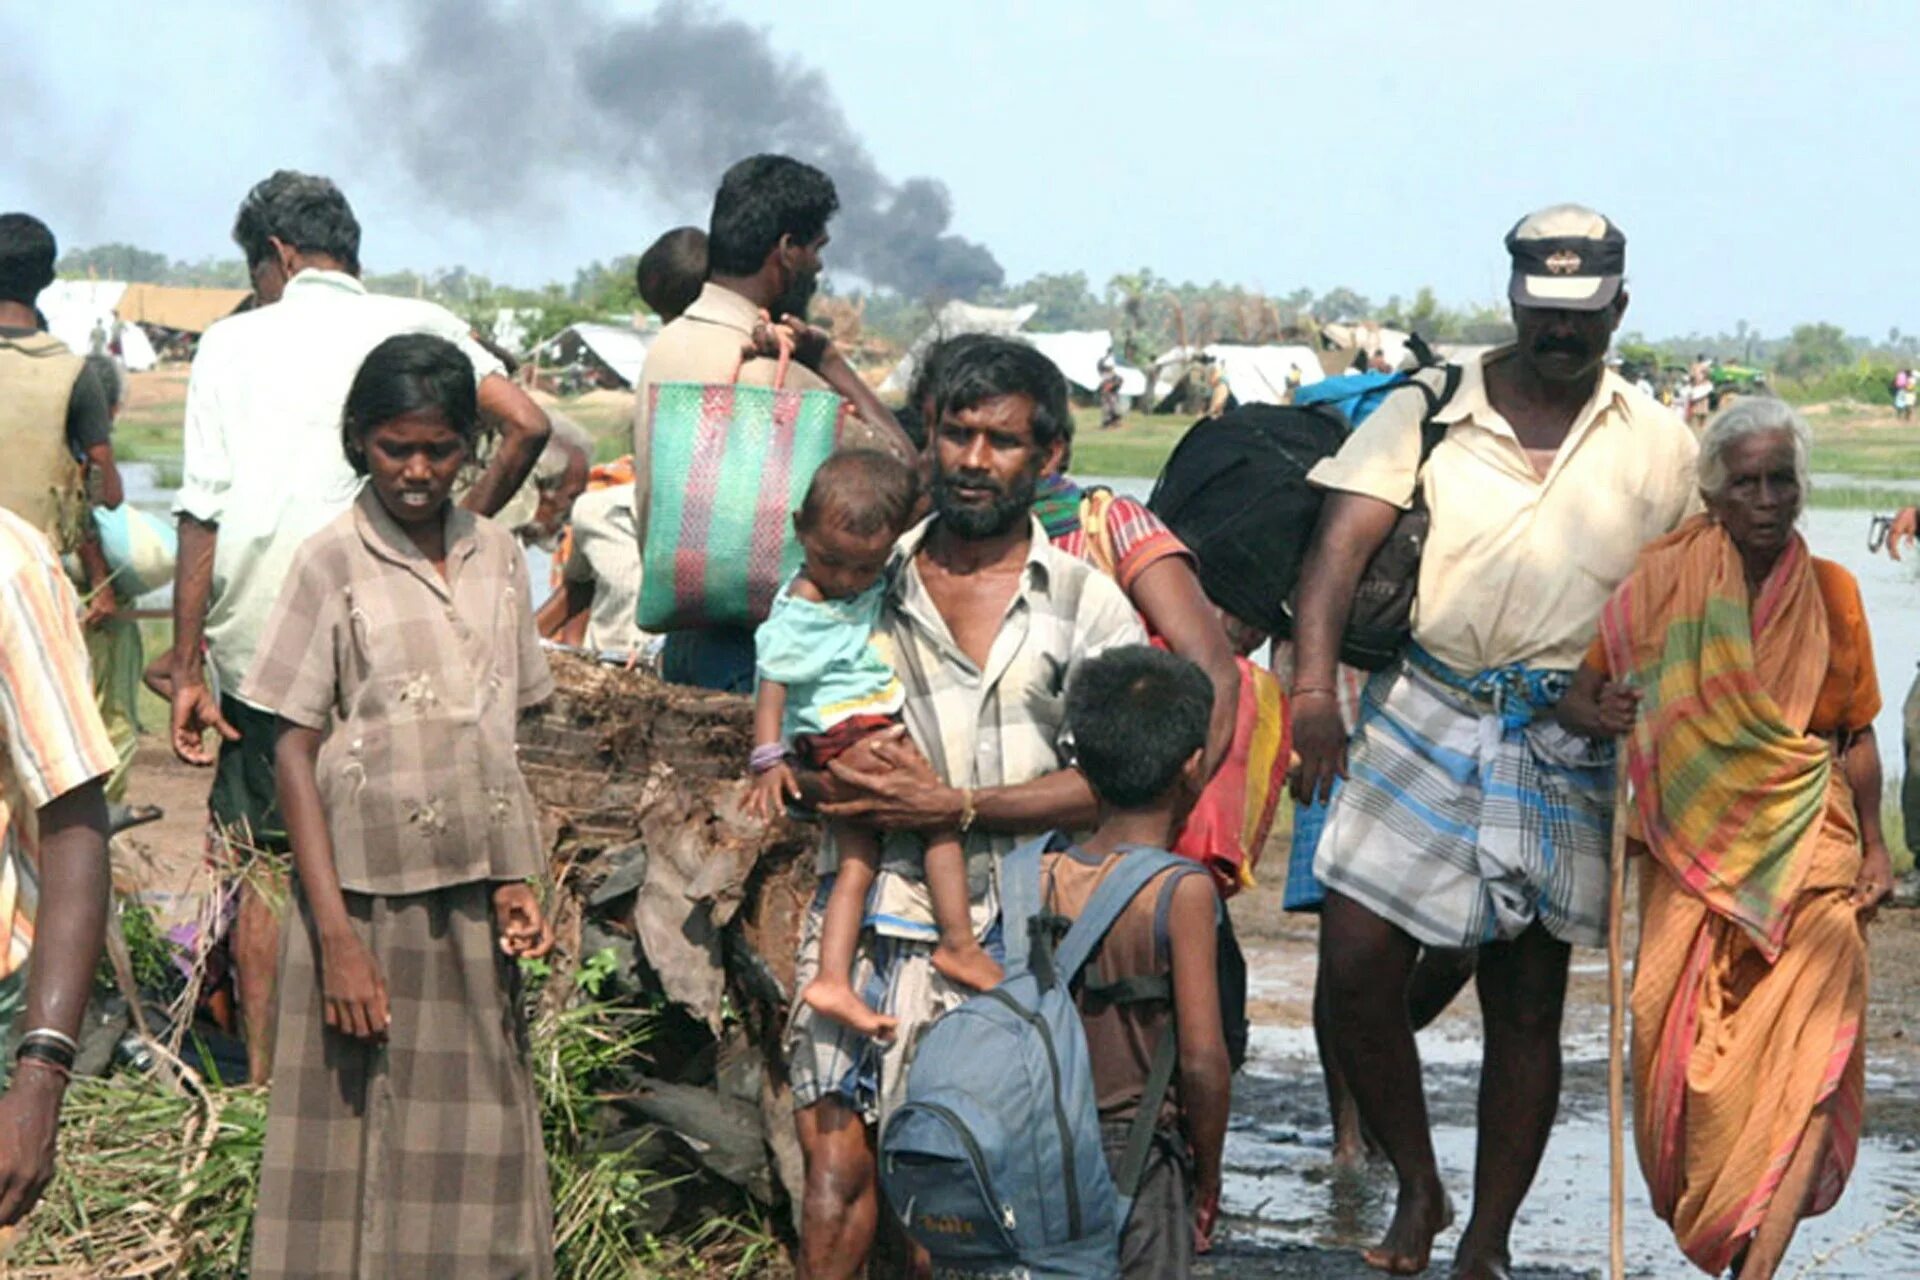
[
  {"xmin": 800, "ymin": 825, "xmax": 898, "ymax": 1040},
  {"xmin": 924, "ymin": 832, "xmax": 1002, "ymax": 990}
]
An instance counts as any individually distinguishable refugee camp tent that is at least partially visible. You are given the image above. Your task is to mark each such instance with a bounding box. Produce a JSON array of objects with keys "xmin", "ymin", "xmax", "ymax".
[
  {"xmin": 879, "ymin": 300, "xmax": 1036, "ymax": 397},
  {"xmin": 493, "ymin": 307, "xmax": 541, "ymax": 357},
  {"xmin": 1320, "ymin": 321, "xmax": 1413, "ymax": 370},
  {"xmin": 880, "ymin": 303, "xmax": 1150, "ymax": 408},
  {"xmin": 1019, "ymin": 330, "xmax": 1148, "ymax": 398},
  {"xmin": 34, "ymin": 281, "xmax": 159, "ymax": 370},
  {"xmin": 542, "ymin": 322, "xmax": 650, "ymax": 388},
  {"xmin": 114, "ymin": 284, "xmax": 249, "ymax": 336},
  {"xmin": 1151, "ymin": 342, "xmax": 1325, "ymax": 410}
]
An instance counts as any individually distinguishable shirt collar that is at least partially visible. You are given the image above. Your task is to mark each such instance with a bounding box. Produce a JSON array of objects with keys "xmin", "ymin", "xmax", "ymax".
[
  {"xmin": 352, "ymin": 484, "xmax": 480, "ymax": 596},
  {"xmin": 282, "ymin": 268, "xmax": 368, "ymax": 299},
  {"xmin": 678, "ymin": 281, "xmax": 761, "ymax": 335},
  {"xmin": 1434, "ymin": 345, "xmax": 1630, "ymax": 436},
  {"xmin": 888, "ymin": 513, "xmax": 1056, "ymax": 600}
]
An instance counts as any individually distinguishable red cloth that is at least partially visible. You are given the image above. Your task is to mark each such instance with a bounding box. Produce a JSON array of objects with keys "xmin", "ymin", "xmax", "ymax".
[
  {"xmin": 1171, "ymin": 656, "xmax": 1290, "ymax": 898},
  {"xmin": 792, "ymin": 713, "xmax": 901, "ymax": 768}
]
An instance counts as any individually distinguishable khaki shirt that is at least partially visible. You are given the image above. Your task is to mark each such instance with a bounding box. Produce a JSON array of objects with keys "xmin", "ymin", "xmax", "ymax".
[
  {"xmin": 1308, "ymin": 350, "xmax": 1699, "ymax": 672},
  {"xmin": 241, "ymin": 488, "xmax": 554, "ymax": 895},
  {"xmin": 629, "ymin": 281, "xmax": 904, "ymax": 553}
]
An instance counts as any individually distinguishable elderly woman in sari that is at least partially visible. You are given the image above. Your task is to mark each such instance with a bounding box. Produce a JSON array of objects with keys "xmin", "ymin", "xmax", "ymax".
[{"xmin": 1559, "ymin": 398, "xmax": 1893, "ymax": 1279}]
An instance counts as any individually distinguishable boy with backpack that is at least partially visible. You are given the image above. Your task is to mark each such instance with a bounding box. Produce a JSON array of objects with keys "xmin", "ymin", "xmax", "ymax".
[{"xmin": 881, "ymin": 645, "xmax": 1230, "ymax": 1277}]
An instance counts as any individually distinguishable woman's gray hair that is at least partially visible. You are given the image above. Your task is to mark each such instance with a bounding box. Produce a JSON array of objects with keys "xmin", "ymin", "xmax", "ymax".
[{"xmin": 1696, "ymin": 397, "xmax": 1812, "ymax": 498}]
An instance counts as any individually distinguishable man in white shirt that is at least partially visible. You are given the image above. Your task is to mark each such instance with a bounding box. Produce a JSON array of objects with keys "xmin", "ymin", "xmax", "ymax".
[{"xmin": 166, "ymin": 170, "xmax": 550, "ymax": 1083}]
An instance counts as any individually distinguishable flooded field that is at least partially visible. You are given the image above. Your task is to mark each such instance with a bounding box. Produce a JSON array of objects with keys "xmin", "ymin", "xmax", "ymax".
[{"xmin": 1197, "ymin": 909, "xmax": 1920, "ymax": 1279}]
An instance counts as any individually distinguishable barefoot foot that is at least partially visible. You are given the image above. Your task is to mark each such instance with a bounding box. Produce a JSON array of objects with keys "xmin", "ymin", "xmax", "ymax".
[
  {"xmin": 932, "ymin": 941, "xmax": 1004, "ymax": 991},
  {"xmin": 801, "ymin": 979, "xmax": 899, "ymax": 1041},
  {"xmin": 1448, "ymin": 1248, "xmax": 1512, "ymax": 1280},
  {"xmin": 1362, "ymin": 1182, "xmax": 1453, "ymax": 1275}
]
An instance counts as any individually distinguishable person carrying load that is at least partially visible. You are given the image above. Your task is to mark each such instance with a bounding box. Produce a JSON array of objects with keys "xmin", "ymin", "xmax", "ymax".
[{"xmin": 631, "ymin": 155, "xmax": 913, "ymax": 692}]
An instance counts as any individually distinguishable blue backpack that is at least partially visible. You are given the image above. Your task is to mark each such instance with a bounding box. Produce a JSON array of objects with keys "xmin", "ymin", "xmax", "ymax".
[
  {"xmin": 879, "ymin": 836, "xmax": 1200, "ymax": 1279},
  {"xmin": 1288, "ymin": 367, "xmax": 1411, "ymax": 425}
]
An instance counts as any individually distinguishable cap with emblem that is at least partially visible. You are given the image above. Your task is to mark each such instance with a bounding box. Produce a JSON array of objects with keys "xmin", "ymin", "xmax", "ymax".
[{"xmin": 1505, "ymin": 203, "xmax": 1625, "ymax": 312}]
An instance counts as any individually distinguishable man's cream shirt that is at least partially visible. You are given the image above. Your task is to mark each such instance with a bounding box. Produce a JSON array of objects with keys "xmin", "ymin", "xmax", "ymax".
[{"xmin": 1308, "ymin": 348, "xmax": 1700, "ymax": 673}]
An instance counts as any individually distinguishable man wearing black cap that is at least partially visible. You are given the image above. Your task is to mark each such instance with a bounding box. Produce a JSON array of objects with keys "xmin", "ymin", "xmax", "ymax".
[{"xmin": 1289, "ymin": 204, "xmax": 1698, "ymax": 1277}]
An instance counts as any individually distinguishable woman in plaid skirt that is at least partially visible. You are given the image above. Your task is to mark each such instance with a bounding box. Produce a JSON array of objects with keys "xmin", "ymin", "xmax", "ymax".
[{"xmin": 239, "ymin": 333, "xmax": 556, "ymax": 1278}]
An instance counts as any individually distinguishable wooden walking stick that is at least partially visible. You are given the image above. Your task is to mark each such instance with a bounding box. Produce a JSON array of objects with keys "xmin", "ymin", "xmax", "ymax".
[{"xmin": 1607, "ymin": 759, "xmax": 1632, "ymax": 1280}]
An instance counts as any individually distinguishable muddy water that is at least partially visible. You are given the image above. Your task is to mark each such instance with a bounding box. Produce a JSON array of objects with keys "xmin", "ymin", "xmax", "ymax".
[{"xmin": 1207, "ymin": 933, "xmax": 1920, "ymax": 1278}]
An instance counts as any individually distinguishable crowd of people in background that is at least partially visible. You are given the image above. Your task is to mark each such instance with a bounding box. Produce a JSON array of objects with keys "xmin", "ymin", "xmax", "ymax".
[{"xmin": 0, "ymin": 153, "xmax": 1906, "ymax": 1280}]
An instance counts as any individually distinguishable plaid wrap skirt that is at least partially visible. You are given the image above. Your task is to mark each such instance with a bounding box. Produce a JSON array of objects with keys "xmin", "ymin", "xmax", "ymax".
[
  {"xmin": 250, "ymin": 880, "xmax": 554, "ymax": 1279},
  {"xmin": 1313, "ymin": 658, "xmax": 1616, "ymax": 948}
]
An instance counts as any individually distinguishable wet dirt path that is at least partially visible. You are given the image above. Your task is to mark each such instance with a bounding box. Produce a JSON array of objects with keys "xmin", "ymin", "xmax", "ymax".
[{"xmin": 1201, "ymin": 889, "xmax": 1920, "ymax": 1278}]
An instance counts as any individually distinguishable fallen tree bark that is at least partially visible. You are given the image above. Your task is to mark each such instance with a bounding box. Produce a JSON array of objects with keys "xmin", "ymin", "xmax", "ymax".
[{"xmin": 518, "ymin": 651, "xmax": 819, "ymax": 1226}]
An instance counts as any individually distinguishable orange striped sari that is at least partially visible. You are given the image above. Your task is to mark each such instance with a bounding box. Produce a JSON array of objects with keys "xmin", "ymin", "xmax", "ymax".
[{"xmin": 1596, "ymin": 517, "xmax": 1875, "ymax": 1275}]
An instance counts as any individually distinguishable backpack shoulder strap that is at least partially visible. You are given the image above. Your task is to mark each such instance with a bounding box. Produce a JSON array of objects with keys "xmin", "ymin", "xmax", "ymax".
[
  {"xmin": 1100, "ymin": 859, "xmax": 1215, "ymax": 1203},
  {"xmin": 1050, "ymin": 847, "xmax": 1191, "ymax": 989},
  {"xmin": 1392, "ymin": 362, "xmax": 1461, "ymax": 464},
  {"xmin": 996, "ymin": 831, "xmax": 1058, "ymax": 979},
  {"xmin": 1113, "ymin": 1030, "xmax": 1181, "ymax": 1201}
]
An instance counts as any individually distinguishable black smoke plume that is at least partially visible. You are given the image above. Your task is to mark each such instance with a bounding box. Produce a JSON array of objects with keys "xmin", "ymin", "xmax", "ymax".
[{"xmin": 311, "ymin": 0, "xmax": 1003, "ymax": 299}]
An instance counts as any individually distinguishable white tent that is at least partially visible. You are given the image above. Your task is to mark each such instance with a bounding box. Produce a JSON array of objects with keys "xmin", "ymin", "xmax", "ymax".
[
  {"xmin": 1019, "ymin": 330, "xmax": 1148, "ymax": 398},
  {"xmin": 881, "ymin": 303, "xmax": 1150, "ymax": 405},
  {"xmin": 493, "ymin": 307, "xmax": 541, "ymax": 356},
  {"xmin": 880, "ymin": 300, "xmax": 1036, "ymax": 397},
  {"xmin": 35, "ymin": 280, "xmax": 158, "ymax": 371},
  {"xmin": 1319, "ymin": 321, "xmax": 1413, "ymax": 370},
  {"xmin": 1152, "ymin": 343, "xmax": 1325, "ymax": 408},
  {"xmin": 543, "ymin": 322, "xmax": 650, "ymax": 388}
]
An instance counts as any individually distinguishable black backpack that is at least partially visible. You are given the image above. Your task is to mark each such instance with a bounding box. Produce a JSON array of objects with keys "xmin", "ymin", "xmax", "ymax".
[{"xmin": 1146, "ymin": 357, "xmax": 1460, "ymax": 671}]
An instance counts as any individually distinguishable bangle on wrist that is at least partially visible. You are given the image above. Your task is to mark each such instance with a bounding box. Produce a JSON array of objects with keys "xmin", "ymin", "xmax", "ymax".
[
  {"xmin": 18, "ymin": 1028, "xmax": 78, "ymax": 1058},
  {"xmin": 1292, "ymin": 686, "xmax": 1337, "ymax": 699},
  {"xmin": 957, "ymin": 786, "xmax": 978, "ymax": 834},
  {"xmin": 749, "ymin": 743, "xmax": 791, "ymax": 775}
]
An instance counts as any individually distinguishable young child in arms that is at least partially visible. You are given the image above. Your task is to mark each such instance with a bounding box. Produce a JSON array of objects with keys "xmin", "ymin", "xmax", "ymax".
[{"xmin": 747, "ymin": 450, "xmax": 1001, "ymax": 1038}]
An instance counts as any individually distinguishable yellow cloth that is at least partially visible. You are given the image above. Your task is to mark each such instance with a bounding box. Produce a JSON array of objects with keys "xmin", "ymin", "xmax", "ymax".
[{"xmin": 1307, "ymin": 349, "xmax": 1699, "ymax": 671}]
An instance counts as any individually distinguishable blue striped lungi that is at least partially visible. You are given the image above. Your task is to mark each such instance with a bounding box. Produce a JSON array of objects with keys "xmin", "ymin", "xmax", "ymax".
[{"xmin": 1313, "ymin": 647, "xmax": 1616, "ymax": 948}]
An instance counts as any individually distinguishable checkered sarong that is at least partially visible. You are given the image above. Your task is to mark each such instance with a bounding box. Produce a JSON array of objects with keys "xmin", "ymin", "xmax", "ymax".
[
  {"xmin": 785, "ymin": 880, "xmax": 979, "ymax": 1128},
  {"xmin": 1314, "ymin": 657, "xmax": 1616, "ymax": 948},
  {"xmin": 250, "ymin": 881, "xmax": 553, "ymax": 1278}
]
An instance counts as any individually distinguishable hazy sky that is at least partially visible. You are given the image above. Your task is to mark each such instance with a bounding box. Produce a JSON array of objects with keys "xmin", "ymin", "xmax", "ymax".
[{"xmin": 4, "ymin": 0, "xmax": 1912, "ymax": 339}]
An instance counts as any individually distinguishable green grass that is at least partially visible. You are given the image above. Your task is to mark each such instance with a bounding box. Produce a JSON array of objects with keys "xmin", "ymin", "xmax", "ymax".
[
  {"xmin": 112, "ymin": 396, "xmax": 193, "ymax": 466},
  {"xmin": 1067, "ymin": 408, "xmax": 1199, "ymax": 479},
  {"xmin": 1803, "ymin": 413, "xmax": 1920, "ymax": 482}
]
